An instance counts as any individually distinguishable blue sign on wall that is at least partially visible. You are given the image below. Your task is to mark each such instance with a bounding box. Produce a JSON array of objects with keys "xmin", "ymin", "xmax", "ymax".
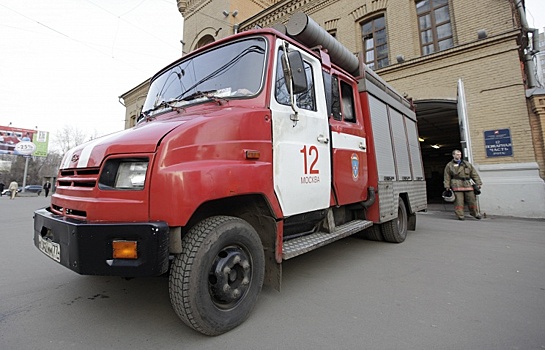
[{"xmin": 484, "ymin": 129, "xmax": 513, "ymax": 157}]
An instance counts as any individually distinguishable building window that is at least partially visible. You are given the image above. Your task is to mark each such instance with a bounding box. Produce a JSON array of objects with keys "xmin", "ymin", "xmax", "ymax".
[
  {"xmin": 416, "ymin": 0, "xmax": 453, "ymax": 55},
  {"xmin": 196, "ymin": 35, "xmax": 214, "ymax": 49},
  {"xmin": 361, "ymin": 15, "xmax": 389, "ymax": 70}
]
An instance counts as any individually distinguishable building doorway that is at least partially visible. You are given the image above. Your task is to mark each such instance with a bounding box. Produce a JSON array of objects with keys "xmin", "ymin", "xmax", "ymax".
[{"xmin": 414, "ymin": 99, "xmax": 461, "ymax": 202}]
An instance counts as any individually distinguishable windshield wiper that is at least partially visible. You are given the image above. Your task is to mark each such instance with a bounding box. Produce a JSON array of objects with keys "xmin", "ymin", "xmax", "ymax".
[
  {"xmin": 138, "ymin": 101, "xmax": 171, "ymax": 123},
  {"xmin": 137, "ymin": 90, "xmax": 225, "ymax": 123}
]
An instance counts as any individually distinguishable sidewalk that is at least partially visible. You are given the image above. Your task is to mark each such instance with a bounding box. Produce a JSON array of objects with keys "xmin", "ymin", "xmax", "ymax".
[
  {"xmin": 426, "ymin": 202, "xmax": 453, "ymax": 212},
  {"xmin": 425, "ymin": 201, "xmax": 545, "ymax": 222},
  {"xmin": 1, "ymin": 191, "xmax": 50, "ymax": 198}
]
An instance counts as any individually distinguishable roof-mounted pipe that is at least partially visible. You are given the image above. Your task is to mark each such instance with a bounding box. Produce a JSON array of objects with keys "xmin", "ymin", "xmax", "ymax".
[{"xmin": 286, "ymin": 12, "xmax": 360, "ymax": 76}]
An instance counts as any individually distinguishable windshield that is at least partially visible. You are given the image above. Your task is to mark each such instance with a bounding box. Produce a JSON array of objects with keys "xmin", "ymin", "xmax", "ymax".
[{"xmin": 141, "ymin": 37, "xmax": 267, "ymax": 118}]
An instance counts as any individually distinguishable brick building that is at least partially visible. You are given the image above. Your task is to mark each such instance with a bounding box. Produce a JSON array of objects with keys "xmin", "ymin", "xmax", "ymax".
[
  {"xmin": 536, "ymin": 30, "xmax": 545, "ymax": 87},
  {"xmin": 121, "ymin": 0, "xmax": 545, "ymax": 218}
]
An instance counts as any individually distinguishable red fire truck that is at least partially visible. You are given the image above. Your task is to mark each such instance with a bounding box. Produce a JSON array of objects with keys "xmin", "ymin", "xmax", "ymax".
[{"xmin": 34, "ymin": 12, "xmax": 426, "ymax": 335}]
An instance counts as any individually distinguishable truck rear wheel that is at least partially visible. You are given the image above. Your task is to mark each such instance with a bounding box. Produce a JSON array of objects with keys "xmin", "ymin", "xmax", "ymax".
[
  {"xmin": 381, "ymin": 198, "xmax": 408, "ymax": 243},
  {"xmin": 355, "ymin": 225, "xmax": 383, "ymax": 241},
  {"xmin": 169, "ymin": 216, "xmax": 265, "ymax": 335}
]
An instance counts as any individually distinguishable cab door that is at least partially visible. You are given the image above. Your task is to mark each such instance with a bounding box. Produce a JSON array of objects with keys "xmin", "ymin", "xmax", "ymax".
[
  {"xmin": 270, "ymin": 40, "xmax": 331, "ymax": 216},
  {"xmin": 328, "ymin": 75, "xmax": 368, "ymax": 205}
]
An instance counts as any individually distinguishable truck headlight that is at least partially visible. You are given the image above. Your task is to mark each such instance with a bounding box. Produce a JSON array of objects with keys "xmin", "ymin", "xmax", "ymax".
[
  {"xmin": 99, "ymin": 158, "xmax": 149, "ymax": 190},
  {"xmin": 115, "ymin": 161, "xmax": 148, "ymax": 189}
]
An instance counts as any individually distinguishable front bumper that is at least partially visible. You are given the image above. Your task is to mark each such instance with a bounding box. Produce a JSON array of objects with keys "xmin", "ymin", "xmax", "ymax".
[{"xmin": 33, "ymin": 208, "xmax": 170, "ymax": 277}]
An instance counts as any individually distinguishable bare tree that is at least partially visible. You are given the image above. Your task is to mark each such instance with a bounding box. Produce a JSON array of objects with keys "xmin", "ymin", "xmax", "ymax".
[
  {"xmin": 0, "ymin": 151, "xmax": 63, "ymax": 186},
  {"xmin": 51, "ymin": 125, "xmax": 97, "ymax": 154}
]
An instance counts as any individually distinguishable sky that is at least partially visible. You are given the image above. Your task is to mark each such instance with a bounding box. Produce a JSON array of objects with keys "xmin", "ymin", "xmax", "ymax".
[
  {"xmin": 0, "ymin": 0, "xmax": 183, "ymax": 141},
  {"xmin": 525, "ymin": 0, "xmax": 545, "ymax": 32},
  {"xmin": 0, "ymin": 0, "xmax": 544, "ymax": 144}
]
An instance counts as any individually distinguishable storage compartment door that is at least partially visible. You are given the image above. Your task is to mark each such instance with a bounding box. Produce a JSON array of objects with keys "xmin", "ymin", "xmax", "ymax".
[{"xmin": 368, "ymin": 95, "xmax": 395, "ymax": 181}]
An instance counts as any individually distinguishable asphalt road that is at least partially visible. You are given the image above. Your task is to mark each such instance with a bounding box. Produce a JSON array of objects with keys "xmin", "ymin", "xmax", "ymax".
[{"xmin": 1, "ymin": 195, "xmax": 544, "ymax": 350}]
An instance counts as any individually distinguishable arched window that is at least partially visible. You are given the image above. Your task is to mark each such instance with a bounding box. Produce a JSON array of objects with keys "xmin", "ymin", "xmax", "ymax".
[{"xmin": 196, "ymin": 34, "xmax": 214, "ymax": 49}]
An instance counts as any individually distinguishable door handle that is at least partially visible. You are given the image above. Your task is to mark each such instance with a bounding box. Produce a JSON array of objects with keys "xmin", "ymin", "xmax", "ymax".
[{"xmin": 317, "ymin": 135, "xmax": 329, "ymax": 144}]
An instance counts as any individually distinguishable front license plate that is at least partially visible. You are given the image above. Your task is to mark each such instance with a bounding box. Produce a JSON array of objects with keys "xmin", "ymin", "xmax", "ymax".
[{"xmin": 38, "ymin": 235, "xmax": 61, "ymax": 262}]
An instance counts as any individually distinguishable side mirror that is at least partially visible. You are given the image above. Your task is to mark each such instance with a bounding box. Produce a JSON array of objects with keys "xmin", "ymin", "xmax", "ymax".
[{"xmin": 281, "ymin": 51, "xmax": 308, "ymax": 94}]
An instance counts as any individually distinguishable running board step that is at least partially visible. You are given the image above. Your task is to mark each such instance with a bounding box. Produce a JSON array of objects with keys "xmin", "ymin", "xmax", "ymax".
[{"xmin": 282, "ymin": 220, "xmax": 373, "ymax": 260}]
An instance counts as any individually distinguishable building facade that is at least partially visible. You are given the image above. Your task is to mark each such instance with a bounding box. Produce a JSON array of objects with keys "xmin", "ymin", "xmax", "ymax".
[
  {"xmin": 122, "ymin": 0, "xmax": 545, "ymax": 218},
  {"xmin": 536, "ymin": 30, "xmax": 545, "ymax": 87},
  {"xmin": 119, "ymin": 80, "xmax": 150, "ymax": 129}
]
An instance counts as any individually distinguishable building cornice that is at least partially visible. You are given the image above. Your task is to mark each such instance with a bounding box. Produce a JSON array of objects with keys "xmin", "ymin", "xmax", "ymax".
[
  {"xmin": 177, "ymin": 0, "xmax": 212, "ymax": 19},
  {"xmin": 251, "ymin": 0, "xmax": 278, "ymax": 7},
  {"xmin": 378, "ymin": 29, "xmax": 522, "ymax": 79},
  {"xmin": 239, "ymin": 0, "xmax": 339, "ymax": 31},
  {"xmin": 119, "ymin": 79, "xmax": 151, "ymax": 100},
  {"xmin": 350, "ymin": 0, "xmax": 389, "ymax": 22}
]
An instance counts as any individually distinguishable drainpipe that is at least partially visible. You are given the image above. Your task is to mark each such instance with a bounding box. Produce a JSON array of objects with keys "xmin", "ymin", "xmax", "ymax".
[{"xmin": 515, "ymin": 0, "xmax": 540, "ymax": 88}]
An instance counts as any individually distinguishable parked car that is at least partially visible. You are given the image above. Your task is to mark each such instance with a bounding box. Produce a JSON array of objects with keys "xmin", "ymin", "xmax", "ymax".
[
  {"xmin": 21, "ymin": 185, "xmax": 42, "ymax": 195},
  {"xmin": 1, "ymin": 185, "xmax": 43, "ymax": 196},
  {"xmin": 1, "ymin": 188, "xmax": 21, "ymax": 196}
]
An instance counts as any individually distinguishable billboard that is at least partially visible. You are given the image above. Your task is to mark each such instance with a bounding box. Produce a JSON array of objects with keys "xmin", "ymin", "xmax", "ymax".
[{"xmin": 0, "ymin": 125, "xmax": 49, "ymax": 157}]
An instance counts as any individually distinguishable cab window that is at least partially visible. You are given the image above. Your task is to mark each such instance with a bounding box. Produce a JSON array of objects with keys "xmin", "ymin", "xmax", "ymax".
[
  {"xmin": 340, "ymin": 80, "xmax": 355, "ymax": 122},
  {"xmin": 275, "ymin": 50, "xmax": 316, "ymax": 111},
  {"xmin": 331, "ymin": 75, "xmax": 341, "ymax": 120},
  {"xmin": 330, "ymin": 75, "xmax": 356, "ymax": 122}
]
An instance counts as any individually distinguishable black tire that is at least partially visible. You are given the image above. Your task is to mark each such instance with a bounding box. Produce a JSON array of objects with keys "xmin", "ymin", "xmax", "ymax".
[
  {"xmin": 169, "ymin": 216, "xmax": 265, "ymax": 335},
  {"xmin": 381, "ymin": 198, "xmax": 408, "ymax": 243}
]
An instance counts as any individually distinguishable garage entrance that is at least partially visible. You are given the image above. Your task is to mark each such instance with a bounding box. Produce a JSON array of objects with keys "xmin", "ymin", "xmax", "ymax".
[{"xmin": 414, "ymin": 100, "xmax": 462, "ymax": 202}]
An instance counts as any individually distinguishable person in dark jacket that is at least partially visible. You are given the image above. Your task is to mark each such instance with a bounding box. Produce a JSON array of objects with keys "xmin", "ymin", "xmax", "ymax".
[
  {"xmin": 43, "ymin": 181, "xmax": 51, "ymax": 197},
  {"xmin": 444, "ymin": 149, "xmax": 482, "ymax": 220}
]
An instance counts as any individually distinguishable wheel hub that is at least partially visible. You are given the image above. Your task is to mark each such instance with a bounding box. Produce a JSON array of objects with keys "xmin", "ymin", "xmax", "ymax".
[{"xmin": 209, "ymin": 246, "xmax": 252, "ymax": 308}]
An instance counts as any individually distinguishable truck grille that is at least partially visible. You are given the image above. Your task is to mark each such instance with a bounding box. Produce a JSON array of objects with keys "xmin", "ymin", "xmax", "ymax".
[
  {"xmin": 57, "ymin": 168, "xmax": 100, "ymax": 188},
  {"xmin": 51, "ymin": 168, "xmax": 100, "ymax": 219}
]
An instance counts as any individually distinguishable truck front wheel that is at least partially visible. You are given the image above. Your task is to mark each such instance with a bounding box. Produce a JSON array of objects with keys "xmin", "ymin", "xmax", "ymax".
[
  {"xmin": 381, "ymin": 198, "xmax": 408, "ymax": 243},
  {"xmin": 169, "ymin": 216, "xmax": 265, "ymax": 335}
]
